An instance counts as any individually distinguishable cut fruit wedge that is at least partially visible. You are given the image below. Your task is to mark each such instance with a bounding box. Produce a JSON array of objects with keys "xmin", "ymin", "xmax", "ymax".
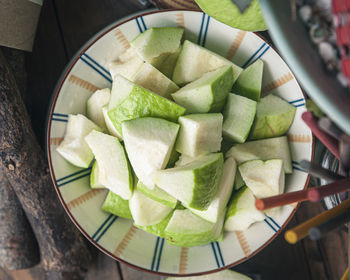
[
  {"xmin": 129, "ymin": 190, "xmax": 173, "ymax": 226},
  {"xmin": 137, "ymin": 181, "xmax": 177, "ymax": 209},
  {"xmin": 249, "ymin": 94, "xmax": 296, "ymax": 140},
  {"xmin": 172, "ymin": 40, "xmax": 242, "ymax": 86},
  {"xmin": 234, "ymin": 169, "xmax": 245, "ymax": 191},
  {"xmin": 188, "ymin": 157, "xmax": 236, "ymax": 223},
  {"xmin": 108, "ymin": 78, "xmax": 185, "ymax": 136},
  {"xmin": 174, "ymin": 154, "xmax": 196, "ymax": 167},
  {"xmin": 223, "ymin": 93, "xmax": 257, "ymax": 143},
  {"xmin": 232, "ymin": 59, "xmax": 264, "ymax": 102},
  {"xmin": 102, "ymin": 191, "xmax": 132, "ymax": 220},
  {"xmin": 135, "ymin": 210, "xmax": 174, "ymax": 238},
  {"xmin": 86, "ymin": 88, "xmax": 110, "ymax": 131},
  {"xmin": 102, "ymin": 106, "xmax": 122, "ymax": 139},
  {"xmin": 172, "ymin": 66, "xmax": 233, "ymax": 113},
  {"xmin": 226, "ymin": 136, "xmax": 292, "ymax": 173},
  {"xmin": 108, "ymin": 75, "xmax": 135, "ymax": 111},
  {"xmin": 109, "ymin": 55, "xmax": 144, "ymax": 81},
  {"xmin": 239, "ymin": 159, "xmax": 285, "ymax": 199},
  {"xmin": 154, "ymin": 153, "xmax": 224, "ymax": 210},
  {"xmin": 224, "ymin": 186, "xmax": 265, "ymax": 231},
  {"xmin": 56, "ymin": 114, "xmax": 102, "ymax": 168},
  {"xmin": 90, "ymin": 161, "xmax": 105, "ymax": 189},
  {"xmin": 164, "ymin": 209, "xmax": 224, "ymax": 247},
  {"xmin": 131, "ymin": 27, "xmax": 184, "ymax": 68},
  {"xmin": 176, "ymin": 113, "xmax": 223, "ymax": 157},
  {"xmin": 85, "ymin": 130, "xmax": 133, "ymax": 200},
  {"xmin": 167, "ymin": 269, "xmax": 252, "ymax": 280},
  {"xmin": 158, "ymin": 48, "xmax": 181, "ymax": 78},
  {"xmin": 122, "ymin": 117, "xmax": 179, "ymax": 189}
]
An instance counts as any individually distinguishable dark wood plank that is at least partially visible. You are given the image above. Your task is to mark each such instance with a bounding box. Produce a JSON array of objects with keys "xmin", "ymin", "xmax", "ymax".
[
  {"xmin": 85, "ymin": 251, "xmax": 121, "ymax": 280},
  {"xmin": 234, "ymin": 214, "xmax": 312, "ymax": 280},
  {"xmin": 25, "ymin": 0, "xmax": 68, "ymax": 147},
  {"xmin": 53, "ymin": 0, "xmax": 143, "ymax": 58},
  {"xmin": 120, "ymin": 262, "xmax": 164, "ymax": 280}
]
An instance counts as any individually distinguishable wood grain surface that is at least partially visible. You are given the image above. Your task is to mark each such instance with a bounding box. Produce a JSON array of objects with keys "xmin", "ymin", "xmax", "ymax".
[{"xmin": 0, "ymin": 0, "xmax": 346, "ymax": 279}]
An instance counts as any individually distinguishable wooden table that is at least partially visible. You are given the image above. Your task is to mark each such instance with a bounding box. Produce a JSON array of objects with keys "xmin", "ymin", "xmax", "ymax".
[{"xmin": 0, "ymin": 1, "xmax": 348, "ymax": 279}]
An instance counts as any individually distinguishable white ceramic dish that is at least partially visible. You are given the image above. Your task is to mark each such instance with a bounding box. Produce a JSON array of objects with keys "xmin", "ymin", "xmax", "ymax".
[{"xmin": 47, "ymin": 9, "xmax": 314, "ymax": 277}]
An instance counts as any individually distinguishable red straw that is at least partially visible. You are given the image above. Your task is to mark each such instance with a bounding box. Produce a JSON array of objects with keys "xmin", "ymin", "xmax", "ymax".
[
  {"xmin": 307, "ymin": 177, "xmax": 350, "ymax": 202},
  {"xmin": 256, "ymin": 177, "xmax": 350, "ymax": 210},
  {"xmin": 302, "ymin": 111, "xmax": 340, "ymax": 159},
  {"xmin": 255, "ymin": 190, "xmax": 309, "ymax": 210}
]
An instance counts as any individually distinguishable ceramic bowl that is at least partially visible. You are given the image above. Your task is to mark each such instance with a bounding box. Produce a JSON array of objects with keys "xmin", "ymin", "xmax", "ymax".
[{"xmin": 47, "ymin": 9, "xmax": 314, "ymax": 277}]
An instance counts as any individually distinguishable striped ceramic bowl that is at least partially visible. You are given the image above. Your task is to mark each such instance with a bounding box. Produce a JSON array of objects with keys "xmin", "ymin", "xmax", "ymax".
[{"xmin": 47, "ymin": 9, "xmax": 314, "ymax": 277}]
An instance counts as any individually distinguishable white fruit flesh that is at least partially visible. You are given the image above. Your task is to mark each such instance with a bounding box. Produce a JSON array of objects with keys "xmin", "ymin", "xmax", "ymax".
[
  {"xmin": 56, "ymin": 114, "xmax": 102, "ymax": 168},
  {"xmin": 176, "ymin": 113, "xmax": 223, "ymax": 157},
  {"xmin": 102, "ymin": 106, "xmax": 122, "ymax": 139},
  {"xmin": 239, "ymin": 159, "xmax": 285, "ymax": 198},
  {"xmin": 175, "ymin": 154, "xmax": 196, "ymax": 167},
  {"xmin": 130, "ymin": 190, "xmax": 172, "ymax": 226},
  {"xmin": 189, "ymin": 157, "xmax": 236, "ymax": 223},
  {"xmin": 122, "ymin": 117, "xmax": 179, "ymax": 189},
  {"xmin": 226, "ymin": 136, "xmax": 293, "ymax": 173},
  {"xmin": 172, "ymin": 40, "xmax": 242, "ymax": 85},
  {"xmin": 108, "ymin": 75, "xmax": 135, "ymax": 110},
  {"xmin": 86, "ymin": 88, "xmax": 110, "ymax": 131},
  {"xmin": 131, "ymin": 62, "xmax": 179, "ymax": 99},
  {"xmin": 224, "ymin": 187, "xmax": 265, "ymax": 231},
  {"xmin": 85, "ymin": 130, "xmax": 133, "ymax": 199},
  {"xmin": 109, "ymin": 55, "xmax": 144, "ymax": 81}
]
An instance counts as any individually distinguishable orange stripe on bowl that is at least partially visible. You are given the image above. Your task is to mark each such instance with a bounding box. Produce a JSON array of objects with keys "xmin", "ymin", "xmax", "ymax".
[
  {"xmin": 262, "ymin": 72, "xmax": 294, "ymax": 94},
  {"xmin": 179, "ymin": 247, "xmax": 188, "ymax": 274},
  {"xmin": 235, "ymin": 231, "xmax": 251, "ymax": 257},
  {"xmin": 288, "ymin": 134, "xmax": 312, "ymax": 143},
  {"xmin": 113, "ymin": 225, "xmax": 138, "ymax": 257},
  {"xmin": 66, "ymin": 189, "xmax": 106, "ymax": 211},
  {"xmin": 114, "ymin": 29, "xmax": 130, "ymax": 49},
  {"xmin": 50, "ymin": 137, "xmax": 63, "ymax": 146},
  {"xmin": 226, "ymin": 30, "xmax": 246, "ymax": 60},
  {"xmin": 68, "ymin": 74, "xmax": 100, "ymax": 92},
  {"xmin": 176, "ymin": 12, "xmax": 185, "ymax": 28}
]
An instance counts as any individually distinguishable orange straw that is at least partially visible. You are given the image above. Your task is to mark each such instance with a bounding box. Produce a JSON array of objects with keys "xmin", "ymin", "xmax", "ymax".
[
  {"xmin": 285, "ymin": 198, "xmax": 350, "ymax": 244},
  {"xmin": 341, "ymin": 268, "xmax": 349, "ymax": 280}
]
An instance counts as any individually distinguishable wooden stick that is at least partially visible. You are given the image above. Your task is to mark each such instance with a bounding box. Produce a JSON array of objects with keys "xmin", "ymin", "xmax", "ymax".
[
  {"xmin": 302, "ymin": 111, "xmax": 340, "ymax": 159},
  {"xmin": 299, "ymin": 160, "xmax": 345, "ymax": 182},
  {"xmin": 285, "ymin": 199, "xmax": 350, "ymax": 244},
  {"xmin": 309, "ymin": 210, "xmax": 350, "ymax": 240},
  {"xmin": 307, "ymin": 178, "xmax": 350, "ymax": 202},
  {"xmin": 0, "ymin": 166, "xmax": 40, "ymax": 270},
  {"xmin": 255, "ymin": 189, "xmax": 309, "ymax": 211},
  {"xmin": 0, "ymin": 50, "xmax": 92, "ymax": 278}
]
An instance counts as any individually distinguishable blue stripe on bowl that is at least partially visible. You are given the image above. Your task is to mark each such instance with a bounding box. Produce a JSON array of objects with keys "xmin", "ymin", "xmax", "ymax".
[
  {"xmin": 95, "ymin": 216, "xmax": 118, "ymax": 242},
  {"xmin": 292, "ymin": 161, "xmax": 307, "ymax": 173},
  {"xmin": 197, "ymin": 13, "xmax": 206, "ymax": 46},
  {"xmin": 201, "ymin": 15, "xmax": 210, "ymax": 47},
  {"xmin": 155, "ymin": 238, "xmax": 165, "ymax": 271},
  {"xmin": 215, "ymin": 242, "xmax": 225, "ymax": 267},
  {"xmin": 151, "ymin": 237, "xmax": 160, "ymax": 271},
  {"xmin": 53, "ymin": 113, "xmax": 68, "ymax": 118},
  {"xmin": 52, "ymin": 118, "xmax": 68, "ymax": 122},
  {"xmin": 289, "ymin": 98, "xmax": 305, "ymax": 104},
  {"xmin": 56, "ymin": 167, "xmax": 92, "ymax": 183},
  {"xmin": 57, "ymin": 171, "xmax": 91, "ymax": 187},
  {"xmin": 140, "ymin": 16, "xmax": 147, "ymax": 31},
  {"xmin": 250, "ymin": 45, "xmax": 270, "ymax": 65},
  {"xmin": 135, "ymin": 17, "xmax": 143, "ymax": 33},
  {"xmin": 266, "ymin": 216, "xmax": 281, "ymax": 230},
  {"xmin": 80, "ymin": 55, "xmax": 112, "ymax": 83},
  {"xmin": 264, "ymin": 218, "xmax": 278, "ymax": 233},
  {"xmin": 210, "ymin": 242, "xmax": 220, "ymax": 268},
  {"xmin": 92, "ymin": 214, "xmax": 114, "ymax": 240},
  {"xmin": 242, "ymin": 42, "xmax": 267, "ymax": 68}
]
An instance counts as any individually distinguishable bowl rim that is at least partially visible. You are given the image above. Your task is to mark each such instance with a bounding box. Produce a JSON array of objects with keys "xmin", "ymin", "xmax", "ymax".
[{"xmin": 46, "ymin": 8, "xmax": 315, "ymax": 277}]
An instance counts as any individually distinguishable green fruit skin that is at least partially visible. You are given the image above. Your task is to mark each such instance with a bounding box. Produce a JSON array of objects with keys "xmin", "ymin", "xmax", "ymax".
[
  {"xmin": 108, "ymin": 87, "xmax": 186, "ymax": 135},
  {"xmin": 232, "ymin": 59, "xmax": 263, "ymax": 102},
  {"xmin": 102, "ymin": 191, "xmax": 132, "ymax": 219},
  {"xmin": 194, "ymin": 0, "xmax": 267, "ymax": 31},
  {"xmin": 165, "ymin": 228, "xmax": 217, "ymax": 247},
  {"xmin": 190, "ymin": 153, "xmax": 224, "ymax": 210},
  {"xmin": 234, "ymin": 170, "xmax": 245, "ymax": 191},
  {"xmin": 90, "ymin": 161, "xmax": 104, "ymax": 189},
  {"xmin": 210, "ymin": 67, "xmax": 234, "ymax": 112},
  {"xmin": 225, "ymin": 186, "xmax": 247, "ymax": 219},
  {"xmin": 136, "ymin": 181, "xmax": 178, "ymax": 209},
  {"xmin": 249, "ymin": 108, "xmax": 296, "ymax": 139},
  {"xmin": 135, "ymin": 210, "xmax": 174, "ymax": 238}
]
